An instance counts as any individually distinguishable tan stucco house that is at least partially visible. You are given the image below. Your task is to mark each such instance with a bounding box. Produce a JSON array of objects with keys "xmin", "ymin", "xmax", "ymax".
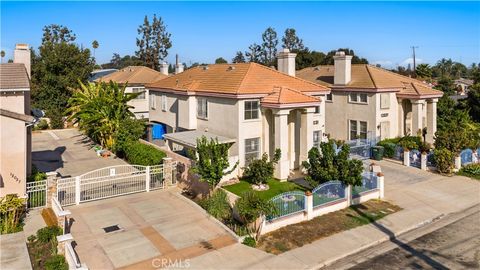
[
  {"xmin": 146, "ymin": 49, "xmax": 330, "ymax": 180},
  {"xmin": 0, "ymin": 44, "xmax": 34, "ymax": 197},
  {"xmin": 96, "ymin": 66, "xmax": 168, "ymax": 119},
  {"xmin": 297, "ymin": 52, "xmax": 444, "ymax": 143}
]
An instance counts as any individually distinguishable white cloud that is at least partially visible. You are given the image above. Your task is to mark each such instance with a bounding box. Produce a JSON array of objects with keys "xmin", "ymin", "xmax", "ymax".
[{"xmin": 400, "ymin": 57, "xmax": 423, "ymax": 66}]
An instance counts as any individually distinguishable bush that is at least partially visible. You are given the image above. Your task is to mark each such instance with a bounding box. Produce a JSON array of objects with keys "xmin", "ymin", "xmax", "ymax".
[
  {"xmin": 28, "ymin": 165, "xmax": 47, "ymax": 182},
  {"xmin": 34, "ymin": 119, "xmax": 49, "ymax": 130},
  {"xmin": 199, "ymin": 189, "xmax": 232, "ymax": 221},
  {"xmin": 235, "ymin": 191, "xmax": 277, "ymax": 238},
  {"xmin": 458, "ymin": 163, "xmax": 480, "ymax": 180},
  {"xmin": 113, "ymin": 118, "xmax": 146, "ymax": 155},
  {"xmin": 242, "ymin": 149, "xmax": 281, "ymax": 185},
  {"xmin": 123, "ymin": 141, "xmax": 166, "ymax": 166},
  {"xmin": 397, "ymin": 136, "xmax": 421, "ymax": 151},
  {"xmin": 242, "ymin": 236, "xmax": 256, "ymax": 247},
  {"xmin": 47, "ymin": 109, "xmax": 64, "ymax": 129},
  {"xmin": 36, "ymin": 226, "xmax": 62, "ymax": 243},
  {"xmin": 434, "ymin": 148, "xmax": 454, "ymax": 174},
  {"xmin": 0, "ymin": 194, "xmax": 26, "ymax": 234},
  {"xmin": 45, "ymin": 255, "xmax": 68, "ymax": 270},
  {"xmin": 377, "ymin": 142, "xmax": 396, "ymax": 158}
]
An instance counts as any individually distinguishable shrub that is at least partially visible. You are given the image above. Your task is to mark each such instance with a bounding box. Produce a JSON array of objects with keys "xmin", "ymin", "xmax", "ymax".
[
  {"xmin": 28, "ymin": 165, "xmax": 47, "ymax": 182},
  {"xmin": 242, "ymin": 236, "xmax": 256, "ymax": 247},
  {"xmin": 34, "ymin": 119, "xmax": 49, "ymax": 130},
  {"xmin": 242, "ymin": 149, "xmax": 281, "ymax": 185},
  {"xmin": 47, "ymin": 109, "xmax": 64, "ymax": 129},
  {"xmin": 113, "ymin": 118, "xmax": 146, "ymax": 155},
  {"xmin": 397, "ymin": 136, "xmax": 421, "ymax": 151},
  {"xmin": 458, "ymin": 163, "xmax": 480, "ymax": 180},
  {"xmin": 123, "ymin": 141, "xmax": 166, "ymax": 166},
  {"xmin": 0, "ymin": 194, "xmax": 26, "ymax": 234},
  {"xmin": 377, "ymin": 142, "xmax": 396, "ymax": 158},
  {"xmin": 235, "ymin": 191, "xmax": 277, "ymax": 239},
  {"xmin": 434, "ymin": 148, "xmax": 454, "ymax": 174},
  {"xmin": 45, "ymin": 255, "xmax": 68, "ymax": 270},
  {"xmin": 36, "ymin": 226, "xmax": 62, "ymax": 243},
  {"xmin": 199, "ymin": 189, "xmax": 232, "ymax": 221}
]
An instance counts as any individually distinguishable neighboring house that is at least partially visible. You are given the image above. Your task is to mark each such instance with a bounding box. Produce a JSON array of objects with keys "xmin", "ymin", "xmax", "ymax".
[
  {"xmin": 297, "ymin": 52, "xmax": 443, "ymax": 143},
  {"xmin": 0, "ymin": 44, "xmax": 34, "ymax": 197},
  {"xmin": 88, "ymin": 68, "xmax": 118, "ymax": 82},
  {"xmin": 146, "ymin": 49, "xmax": 330, "ymax": 180},
  {"xmin": 96, "ymin": 66, "xmax": 168, "ymax": 119},
  {"xmin": 454, "ymin": 78, "xmax": 474, "ymax": 95}
]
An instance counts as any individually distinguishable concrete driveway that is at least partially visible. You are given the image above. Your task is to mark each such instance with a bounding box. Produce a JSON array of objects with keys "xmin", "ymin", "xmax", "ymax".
[
  {"xmin": 32, "ymin": 129, "xmax": 127, "ymax": 177},
  {"xmin": 67, "ymin": 189, "xmax": 237, "ymax": 269}
]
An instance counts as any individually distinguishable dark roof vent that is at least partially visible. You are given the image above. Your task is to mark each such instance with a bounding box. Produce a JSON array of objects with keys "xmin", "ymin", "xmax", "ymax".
[
  {"xmin": 203, "ymin": 66, "xmax": 209, "ymax": 70},
  {"xmin": 314, "ymin": 67, "xmax": 320, "ymax": 71},
  {"xmin": 228, "ymin": 66, "xmax": 235, "ymax": 71}
]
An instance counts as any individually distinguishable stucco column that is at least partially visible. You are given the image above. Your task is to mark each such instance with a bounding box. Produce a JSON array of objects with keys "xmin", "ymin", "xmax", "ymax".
[
  {"xmin": 398, "ymin": 99, "xmax": 404, "ymax": 136},
  {"xmin": 411, "ymin": 99, "xmax": 425, "ymax": 136},
  {"xmin": 426, "ymin": 99, "xmax": 438, "ymax": 144},
  {"xmin": 261, "ymin": 109, "xmax": 270, "ymax": 159},
  {"xmin": 299, "ymin": 108, "xmax": 315, "ymax": 164},
  {"xmin": 274, "ymin": 109, "xmax": 290, "ymax": 180}
]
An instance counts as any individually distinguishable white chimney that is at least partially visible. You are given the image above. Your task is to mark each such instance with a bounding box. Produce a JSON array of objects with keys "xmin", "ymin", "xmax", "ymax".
[
  {"xmin": 277, "ymin": 48, "xmax": 296, "ymax": 77},
  {"xmin": 175, "ymin": 54, "xmax": 184, "ymax": 74},
  {"xmin": 14, "ymin": 44, "xmax": 31, "ymax": 78},
  {"xmin": 333, "ymin": 51, "xmax": 353, "ymax": 85},
  {"xmin": 160, "ymin": 61, "xmax": 169, "ymax": 76}
]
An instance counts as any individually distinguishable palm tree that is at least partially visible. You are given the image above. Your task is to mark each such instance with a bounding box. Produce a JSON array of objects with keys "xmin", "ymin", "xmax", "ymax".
[
  {"xmin": 0, "ymin": 50, "xmax": 5, "ymax": 63},
  {"xmin": 67, "ymin": 81, "xmax": 142, "ymax": 149},
  {"xmin": 92, "ymin": 40, "xmax": 99, "ymax": 59}
]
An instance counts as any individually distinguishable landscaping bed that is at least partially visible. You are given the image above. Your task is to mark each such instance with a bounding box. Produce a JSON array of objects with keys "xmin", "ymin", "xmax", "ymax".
[
  {"xmin": 223, "ymin": 178, "xmax": 307, "ymax": 200},
  {"xmin": 457, "ymin": 163, "xmax": 480, "ymax": 180},
  {"xmin": 257, "ymin": 200, "xmax": 401, "ymax": 254}
]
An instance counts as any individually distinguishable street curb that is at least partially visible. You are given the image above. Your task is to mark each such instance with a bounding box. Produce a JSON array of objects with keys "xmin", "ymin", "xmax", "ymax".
[
  {"xmin": 169, "ymin": 188, "xmax": 242, "ymax": 242},
  {"xmin": 311, "ymin": 213, "xmax": 446, "ymax": 269}
]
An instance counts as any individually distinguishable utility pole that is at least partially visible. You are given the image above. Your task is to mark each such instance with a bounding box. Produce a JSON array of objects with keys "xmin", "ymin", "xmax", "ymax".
[{"xmin": 411, "ymin": 46, "xmax": 418, "ymax": 77}]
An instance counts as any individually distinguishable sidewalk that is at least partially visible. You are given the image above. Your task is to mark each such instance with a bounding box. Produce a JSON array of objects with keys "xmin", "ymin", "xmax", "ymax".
[
  {"xmin": 0, "ymin": 231, "xmax": 32, "ymax": 270},
  {"xmin": 184, "ymin": 160, "xmax": 480, "ymax": 269}
]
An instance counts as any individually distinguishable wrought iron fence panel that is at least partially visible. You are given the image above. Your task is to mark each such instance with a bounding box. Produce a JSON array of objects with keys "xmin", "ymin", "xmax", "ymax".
[
  {"xmin": 393, "ymin": 145, "xmax": 404, "ymax": 160},
  {"xmin": 80, "ymin": 172, "xmax": 146, "ymax": 202},
  {"xmin": 79, "ymin": 165, "xmax": 147, "ymax": 180},
  {"xmin": 352, "ymin": 172, "xmax": 378, "ymax": 197},
  {"xmin": 476, "ymin": 148, "xmax": 480, "ymax": 163},
  {"xmin": 150, "ymin": 165, "xmax": 164, "ymax": 190},
  {"xmin": 409, "ymin": 150, "xmax": 421, "ymax": 168},
  {"xmin": 460, "ymin": 148, "xmax": 473, "ymax": 166},
  {"xmin": 349, "ymin": 145, "xmax": 371, "ymax": 160},
  {"xmin": 427, "ymin": 151, "xmax": 436, "ymax": 167},
  {"xmin": 26, "ymin": 180, "xmax": 47, "ymax": 208},
  {"xmin": 312, "ymin": 181, "xmax": 346, "ymax": 208},
  {"xmin": 57, "ymin": 177, "xmax": 77, "ymax": 206},
  {"xmin": 267, "ymin": 191, "xmax": 306, "ymax": 221}
]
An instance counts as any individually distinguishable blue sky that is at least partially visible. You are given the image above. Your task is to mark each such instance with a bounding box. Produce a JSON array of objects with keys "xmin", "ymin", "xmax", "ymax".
[{"xmin": 1, "ymin": 1, "xmax": 479, "ymax": 68}]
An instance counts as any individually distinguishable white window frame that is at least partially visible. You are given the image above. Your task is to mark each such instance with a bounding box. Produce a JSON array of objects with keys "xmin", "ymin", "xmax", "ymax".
[
  {"xmin": 197, "ymin": 97, "xmax": 208, "ymax": 119},
  {"xmin": 132, "ymin": 87, "xmax": 145, "ymax": 100},
  {"xmin": 149, "ymin": 93, "xmax": 156, "ymax": 110},
  {"xmin": 244, "ymin": 137, "xmax": 260, "ymax": 166},
  {"xmin": 349, "ymin": 92, "xmax": 368, "ymax": 104},
  {"xmin": 349, "ymin": 120, "xmax": 368, "ymax": 140},
  {"xmin": 244, "ymin": 100, "xmax": 260, "ymax": 120},
  {"xmin": 313, "ymin": 130, "xmax": 321, "ymax": 148},
  {"xmin": 161, "ymin": 95, "xmax": 167, "ymax": 111}
]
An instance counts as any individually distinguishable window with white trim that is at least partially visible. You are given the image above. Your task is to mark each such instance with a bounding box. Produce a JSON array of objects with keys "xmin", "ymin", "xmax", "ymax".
[
  {"xmin": 244, "ymin": 100, "xmax": 259, "ymax": 120},
  {"xmin": 149, "ymin": 93, "xmax": 156, "ymax": 109},
  {"xmin": 313, "ymin": 131, "xmax": 321, "ymax": 148},
  {"xmin": 132, "ymin": 87, "xmax": 145, "ymax": 99},
  {"xmin": 349, "ymin": 92, "xmax": 368, "ymax": 104},
  {"xmin": 245, "ymin": 138, "xmax": 260, "ymax": 165},
  {"xmin": 349, "ymin": 120, "xmax": 368, "ymax": 140},
  {"xmin": 197, "ymin": 97, "xmax": 208, "ymax": 119},
  {"xmin": 161, "ymin": 95, "xmax": 167, "ymax": 111}
]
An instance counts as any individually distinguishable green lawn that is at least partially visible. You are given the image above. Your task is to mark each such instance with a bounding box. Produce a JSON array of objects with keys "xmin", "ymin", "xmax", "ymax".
[{"xmin": 223, "ymin": 178, "xmax": 307, "ymax": 201}]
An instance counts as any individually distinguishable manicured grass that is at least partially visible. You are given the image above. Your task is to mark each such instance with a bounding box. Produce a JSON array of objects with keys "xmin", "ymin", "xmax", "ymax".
[
  {"xmin": 223, "ymin": 178, "xmax": 307, "ymax": 201},
  {"xmin": 257, "ymin": 200, "xmax": 402, "ymax": 254}
]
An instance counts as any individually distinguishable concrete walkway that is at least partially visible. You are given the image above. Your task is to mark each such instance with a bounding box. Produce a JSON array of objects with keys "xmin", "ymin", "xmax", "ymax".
[
  {"xmin": 0, "ymin": 231, "xmax": 32, "ymax": 270},
  {"xmin": 184, "ymin": 160, "xmax": 480, "ymax": 269}
]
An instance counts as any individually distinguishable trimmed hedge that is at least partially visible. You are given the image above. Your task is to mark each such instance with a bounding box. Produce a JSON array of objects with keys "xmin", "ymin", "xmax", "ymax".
[{"xmin": 124, "ymin": 141, "xmax": 166, "ymax": 166}]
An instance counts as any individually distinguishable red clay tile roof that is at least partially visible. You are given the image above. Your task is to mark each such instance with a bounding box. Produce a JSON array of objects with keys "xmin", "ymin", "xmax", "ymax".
[
  {"xmin": 0, "ymin": 63, "xmax": 30, "ymax": 90},
  {"xmin": 262, "ymin": 87, "xmax": 321, "ymax": 105},
  {"xmin": 296, "ymin": 64, "xmax": 443, "ymax": 98},
  {"xmin": 146, "ymin": 62, "xmax": 330, "ymax": 95},
  {"xmin": 96, "ymin": 66, "xmax": 167, "ymax": 85}
]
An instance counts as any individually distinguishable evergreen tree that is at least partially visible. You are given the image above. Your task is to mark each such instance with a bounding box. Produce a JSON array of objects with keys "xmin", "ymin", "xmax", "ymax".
[
  {"xmin": 281, "ymin": 28, "xmax": 305, "ymax": 51},
  {"xmin": 41, "ymin": 24, "xmax": 76, "ymax": 44},
  {"xmin": 136, "ymin": 14, "xmax": 172, "ymax": 70},
  {"xmin": 215, "ymin": 57, "xmax": 228, "ymax": 64},
  {"xmin": 261, "ymin": 27, "xmax": 278, "ymax": 66},
  {"xmin": 415, "ymin": 63, "xmax": 432, "ymax": 79},
  {"xmin": 0, "ymin": 50, "xmax": 4, "ymax": 63},
  {"xmin": 232, "ymin": 51, "xmax": 246, "ymax": 63},
  {"xmin": 245, "ymin": 43, "xmax": 262, "ymax": 63}
]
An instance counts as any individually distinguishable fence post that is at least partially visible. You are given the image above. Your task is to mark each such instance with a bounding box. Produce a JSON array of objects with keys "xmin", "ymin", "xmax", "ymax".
[
  {"xmin": 46, "ymin": 172, "xmax": 58, "ymax": 208},
  {"xmin": 403, "ymin": 150, "xmax": 410, "ymax": 167},
  {"xmin": 454, "ymin": 156, "xmax": 461, "ymax": 172},
  {"xmin": 75, "ymin": 176, "xmax": 81, "ymax": 205},
  {"xmin": 346, "ymin": 185, "xmax": 352, "ymax": 206},
  {"xmin": 305, "ymin": 191, "xmax": 313, "ymax": 220},
  {"xmin": 421, "ymin": 152, "xmax": 427, "ymax": 171},
  {"xmin": 377, "ymin": 172, "xmax": 385, "ymax": 199},
  {"xmin": 163, "ymin": 157, "xmax": 173, "ymax": 186},
  {"xmin": 145, "ymin": 166, "xmax": 151, "ymax": 192}
]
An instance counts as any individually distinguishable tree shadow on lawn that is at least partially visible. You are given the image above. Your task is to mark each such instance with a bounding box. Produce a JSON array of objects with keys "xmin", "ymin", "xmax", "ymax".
[{"xmin": 350, "ymin": 205, "xmax": 448, "ymax": 270}]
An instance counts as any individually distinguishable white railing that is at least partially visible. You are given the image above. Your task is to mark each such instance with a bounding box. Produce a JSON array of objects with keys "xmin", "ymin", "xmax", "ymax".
[{"xmin": 26, "ymin": 180, "xmax": 47, "ymax": 208}]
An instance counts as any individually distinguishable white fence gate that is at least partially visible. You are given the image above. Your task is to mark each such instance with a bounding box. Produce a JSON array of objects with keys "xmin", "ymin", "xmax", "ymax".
[
  {"xmin": 55, "ymin": 162, "xmax": 176, "ymax": 207},
  {"xmin": 26, "ymin": 180, "xmax": 48, "ymax": 209}
]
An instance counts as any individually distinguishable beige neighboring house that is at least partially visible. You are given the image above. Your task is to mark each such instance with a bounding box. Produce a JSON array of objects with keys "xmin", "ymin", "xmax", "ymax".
[
  {"xmin": 454, "ymin": 78, "xmax": 474, "ymax": 95},
  {"xmin": 96, "ymin": 66, "xmax": 168, "ymax": 119},
  {"xmin": 0, "ymin": 44, "xmax": 34, "ymax": 198},
  {"xmin": 297, "ymin": 52, "xmax": 444, "ymax": 143},
  {"xmin": 146, "ymin": 49, "xmax": 330, "ymax": 180}
]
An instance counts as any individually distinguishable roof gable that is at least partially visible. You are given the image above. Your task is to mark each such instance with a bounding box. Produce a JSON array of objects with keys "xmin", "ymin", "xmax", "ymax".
[
  {"xmin": 262, "ymin": 87, "xmax": 321, "ymax": 105},
  {"xmin": 0, "ymin": 63, "xmax": 30, "ymax": 90},
  {"xmin": 96, "ymin": 66, "xmax": 167, "ymax": 85}
]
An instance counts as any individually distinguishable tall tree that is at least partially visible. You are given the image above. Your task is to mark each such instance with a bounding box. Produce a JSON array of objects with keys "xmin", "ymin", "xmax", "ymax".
[
  {"xmin": 0, "ymin": 50, "xmax": 4, "ymax": 63},
  {"xmin": 465, "ymin": 84, "xmax": 480, "ymax": 122},
  {"xmin": 215, "ymin": 57, "xmax": 228, "ymax": 64},
  {"xmin": 136, "ymin": 14, "xmax": 172, "ymax": 70},
  {"xmin": 245, "ymin": 43, "xmax": 262, "ymax": 63},
  {"xmin": 433, "ymin": 58, "xmax": 454, "ymax": 78},
  {"xmin": 261, "ymin": 27, "xmax": 278, "ymax": 66},
  {"xmin": 232, "ymin": 51, "xmax": 245, "ymax": 63},
  {"xmin": 102, "ymin": 53, "xmax": 144, "ymax": 69},
  {"xmin": 92, "ymin": 40, "xmax": 99, "ymax": 59},
  {"xmin": 324, "ymin": 48, "xmax": 368, "ymax": 65},
  {"xmin": 281, "ymin": 28, "xmax": 305, "ymax": 51},
  {"xmin": 415, "ymin": 63, "xmax": 432, "ymax": 79},
  {"xmin": 31, "ymin": 24, "xmax": 94, "ymax": 129}
]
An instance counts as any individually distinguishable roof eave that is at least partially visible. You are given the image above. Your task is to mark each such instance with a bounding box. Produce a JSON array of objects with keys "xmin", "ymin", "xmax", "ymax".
[{"xmin": 261, "ymin": 101, "xmax": 321, "ymax": 109}]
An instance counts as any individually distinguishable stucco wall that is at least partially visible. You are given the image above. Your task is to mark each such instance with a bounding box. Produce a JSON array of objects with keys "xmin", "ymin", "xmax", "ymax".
[
  {"xmin": 375, "ymin": 92, "xmax": 399, "ymax": 139},
  {"xmin": 125, "ymin": 86, "xmax": 149, "ymax": 119}
]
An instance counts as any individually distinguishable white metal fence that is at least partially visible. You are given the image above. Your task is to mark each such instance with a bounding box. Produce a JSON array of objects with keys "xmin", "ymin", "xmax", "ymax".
[{"xmin": 26, "ymin": 180, "xmax": 47, "ymax": 208}]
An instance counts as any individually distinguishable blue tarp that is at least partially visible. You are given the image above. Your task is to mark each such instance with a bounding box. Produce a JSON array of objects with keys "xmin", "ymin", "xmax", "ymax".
[{"xmin": 152, "ymin": 123, "xmax": 166, "ymax": 140}]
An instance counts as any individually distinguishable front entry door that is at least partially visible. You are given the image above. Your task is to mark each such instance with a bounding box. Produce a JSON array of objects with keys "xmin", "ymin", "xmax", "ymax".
[{"xmin": 380, "ymin": 121, "xmax": 390, "ymax": 140}]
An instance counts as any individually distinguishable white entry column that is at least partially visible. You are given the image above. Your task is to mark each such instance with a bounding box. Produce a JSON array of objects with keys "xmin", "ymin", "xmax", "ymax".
[
  {"xmin": 426, "ymin": 98, "xmax": 438, "ymax": 144},
  {"xmin": 299, "ymin": 107, "xmax": 315, "ymax": 163},
  {"xmin": 274, "ymin": 109, "xmax": 290, "ymax": 180},
  {"xmin": 411, "ymin": 99, "xmax": 425, "ymax": 136}
]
